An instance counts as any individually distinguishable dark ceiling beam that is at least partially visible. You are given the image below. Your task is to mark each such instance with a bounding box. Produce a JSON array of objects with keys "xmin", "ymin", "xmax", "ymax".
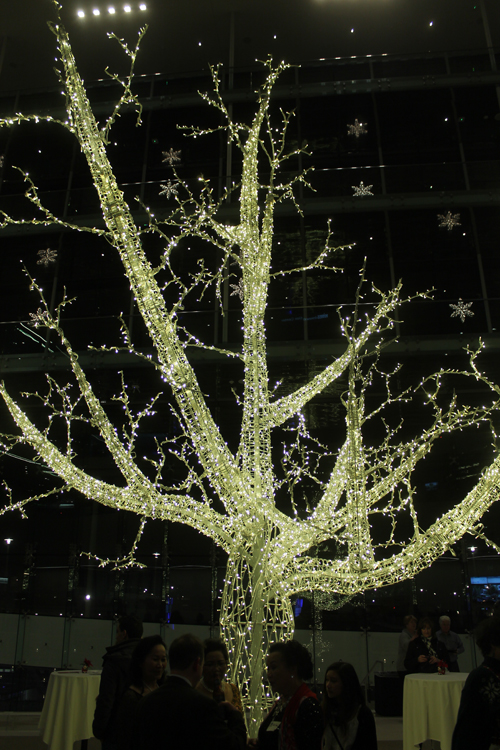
[
  {"xmin": 1, "ymin": 189, "xmax": 499, "ymax": 239},
  {"xmin": 2, "ymin": 334, "xmax": 500, "ymax": 374},
  {"xmin": 2, "ymin": 69, "xmax": 500, "ymax": 118}
]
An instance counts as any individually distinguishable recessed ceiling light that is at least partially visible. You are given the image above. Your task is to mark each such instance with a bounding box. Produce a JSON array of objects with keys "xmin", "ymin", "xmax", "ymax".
[
  {"xmin": 108, "ymin": 5, "xmax": 116, "ymax": 13},
  {"xmin": 93, "ymin": 8, "xmax": 101, "ymax": 15},
  {"xmin": 77, "ymin": 9, "xmax": 85, "ymax": 17},
  {"xmin": 124, "ymin": 4, "xmax": 131, "ymax": 11}
]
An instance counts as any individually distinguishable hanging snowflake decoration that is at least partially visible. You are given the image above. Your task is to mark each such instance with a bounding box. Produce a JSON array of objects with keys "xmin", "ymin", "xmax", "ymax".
[
  {"xmin": 450, "ymin": 298, "xmax": 474, "ymax": 323},
  {"xmin": 230, "ymin": 278, "xmax": 244, "ymax": 301},
  {"xmin": 162, "ymin": 148, "xmax": 182, "ymax": 166},
  {"xmin": 438, "ymin": 211, "xmax": 461, "ymax": 231},
  {"xmin": 29, "ymin": 308, "xmax": 50, "ymax": 327},
  {"xmin": 159, "ymin": 180, "xmax": 180, "ymax": 199},
  {"xmin": 347, "ymin": 119, "xmax": 367, "ymax": 138},
  {"xmin": 352, "ymin": 181, "xmax": 373, "ymax": 197},
  {"xmin": 37, "ymin": 247, "xmax": 57, "ymax": 267}
]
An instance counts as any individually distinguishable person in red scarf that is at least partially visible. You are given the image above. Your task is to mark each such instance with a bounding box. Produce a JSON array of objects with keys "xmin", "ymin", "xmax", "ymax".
[{"xmin": 257, "ymin": 640, "xmax": 323, "ymax": 750}]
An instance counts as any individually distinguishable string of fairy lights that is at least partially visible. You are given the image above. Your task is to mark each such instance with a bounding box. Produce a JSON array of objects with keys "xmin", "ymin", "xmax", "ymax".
[{"xmin": 1, "ymin": 1, "xmax": 500, "ymax": 728}]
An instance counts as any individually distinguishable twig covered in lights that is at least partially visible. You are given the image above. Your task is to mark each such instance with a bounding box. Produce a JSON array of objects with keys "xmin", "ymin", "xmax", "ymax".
[{"xmin": 1, "ymin": 3, "xmax": 500, "ymax": 730}]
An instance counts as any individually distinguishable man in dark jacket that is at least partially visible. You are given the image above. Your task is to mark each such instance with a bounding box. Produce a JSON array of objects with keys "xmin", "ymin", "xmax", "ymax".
[
  {"xmin": 452, "ymin": 617, "xmax": 500, "ymax": 750},
  {"xmin": 134, "ymin": 633, "xmax": 246, "ymax": 750},
  {"xmin": 93, "ymin": 615, "xmax": 143, "ymax": 750}
]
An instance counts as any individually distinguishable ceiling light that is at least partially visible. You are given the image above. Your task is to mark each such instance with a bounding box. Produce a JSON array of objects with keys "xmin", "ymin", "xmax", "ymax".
[
  {"xmin": 139, "ymin": 3, "xmax": 147, "ymax": 9},
  {"xmin": 108, "ymin": 6, "xmax": 116, "ymax": 12},
  {"xmin": 124, "ymin": 4, "xmax": 131, "ymax": 11},
  {"xmin": 77, "ymin": 9, "xmax": 85, "ymax": 17},
  {"xmin": 93, "ymin": 8, "xmax": 101, "ymax": 15}
]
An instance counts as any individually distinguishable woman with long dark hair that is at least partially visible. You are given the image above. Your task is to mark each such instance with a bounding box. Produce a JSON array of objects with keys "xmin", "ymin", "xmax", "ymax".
[
  {"xmin": 257, "ymin": 640, "xmax": 323, "ymax": 750},
  {"xmin": 115, "ymin": 634, "xmax": 167, "ymax": 749},
  {"xmin": 321, "ymin": 662, "xmax": 377, "ymax": 750}
]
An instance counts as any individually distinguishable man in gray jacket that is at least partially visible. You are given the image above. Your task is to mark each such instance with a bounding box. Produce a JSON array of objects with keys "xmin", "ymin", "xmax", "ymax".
[{"xmin": 436, "ymin": 616, "xmax": 464, "ymax": 672}]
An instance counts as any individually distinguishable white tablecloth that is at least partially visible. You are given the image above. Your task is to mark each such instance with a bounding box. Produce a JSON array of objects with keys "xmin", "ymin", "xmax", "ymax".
[
  {"xmin": 403, "ymin": 672, "xmax": 468, "ymax": 750},
  {"xmin": 39, "ymin": 670, "xmax": 101, "ymax": 750}
]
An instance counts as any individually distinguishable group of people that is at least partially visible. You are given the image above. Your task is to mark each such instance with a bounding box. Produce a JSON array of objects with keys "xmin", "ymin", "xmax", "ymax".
[
  {"xmin": 397, "ymin": 614, "xmax": 464, "ymax": 676},
  {"xmin": 92, "ymin": 612, "xmax": 500, "ymax": 750},
  {"xmin": 258, "ymin": 642, "xmax": 377, "ymax": 750},
  {"xmin": 92, "ymin": 616, "xmax": 377, "ymax": 750},
  {"xmin": 396, "ymin": 613, "xmax": 500, "ymax": 750}
]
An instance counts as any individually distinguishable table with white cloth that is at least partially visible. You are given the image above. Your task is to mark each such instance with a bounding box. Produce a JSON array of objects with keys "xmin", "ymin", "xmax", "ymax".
[
  {"xmin": 403, "ymin": 671, "xmax": 468, "ymax": 750},
  {"xmin": 39, "ymin": 670, "xmax": 102, "ymax": 750}
]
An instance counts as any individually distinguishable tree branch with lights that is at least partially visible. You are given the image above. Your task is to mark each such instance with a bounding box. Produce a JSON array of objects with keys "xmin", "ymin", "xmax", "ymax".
[{"xmin": 1, "ymin": 6, "xmax": 500, "ymax": 729}]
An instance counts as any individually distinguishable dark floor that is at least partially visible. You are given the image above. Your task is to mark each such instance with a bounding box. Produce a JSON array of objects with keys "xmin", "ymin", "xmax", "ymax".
[{"xmin": 0, "ymin": 711, "xmax": 445, "ymax": 749}]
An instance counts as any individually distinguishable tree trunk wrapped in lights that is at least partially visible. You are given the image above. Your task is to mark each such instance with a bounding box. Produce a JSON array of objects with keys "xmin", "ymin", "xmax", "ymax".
[{"xmin": 1, "ymin": 6, "xmax": 500, "ymax": 730}]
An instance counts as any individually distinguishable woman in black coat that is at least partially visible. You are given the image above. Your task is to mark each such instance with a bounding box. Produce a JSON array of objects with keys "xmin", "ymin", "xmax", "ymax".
[
  {"xmin": 115, "ymin": 635, "xmax": 167, "ymax": 750},
  {"xmin": 404, "ymin": 617, "xmax": 450, "ymax": 674},
  {"xmin": 321, "ymin": 661, "xmax": 377, "ymax": 750}
]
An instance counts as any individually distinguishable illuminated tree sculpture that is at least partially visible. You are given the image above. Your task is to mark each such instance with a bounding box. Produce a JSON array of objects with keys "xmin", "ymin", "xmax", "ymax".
[{"xmin": 1, "ymin": 9, "xmax": 500, "ymax": 728}]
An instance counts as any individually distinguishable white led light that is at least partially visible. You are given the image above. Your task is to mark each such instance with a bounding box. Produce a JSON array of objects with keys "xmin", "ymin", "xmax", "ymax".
[
  {"xmin": 124, "ymin": 4, "xmax": 131, "ymax": 11},
  {"xmin": 139, "ymin": 2, "xmax": 147, "ymax": 9},
  {"xmin": 93, "ymin": 8, "xmax": 100, "ymax": 15},
  {"xmin": 108, "ymin": 6, "xmax": 116, "ymax": 13},
  {"xmin": 77, "ymin": 9, "xmax": 85, "ymax": 17}
]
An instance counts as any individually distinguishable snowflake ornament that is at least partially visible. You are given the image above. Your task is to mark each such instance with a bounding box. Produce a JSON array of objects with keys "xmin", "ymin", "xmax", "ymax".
[
  {"xmin": 352, "ymin": 181, "xmax": 373, "ymax": 197},
  {"xmin": 480, "ymin": 675, "xmax": 500, "ymax": 702},
  {"xmin": 29, "ymin": 308, "xmax": 50, "ymax": 327},
  {"xmin": 37, "ymin": 248, "xmax": 57, "ymax": 267},
  {"xmin": 159, "ymin": 180, "xmax": 180, "ymax": 199},
  {"xmin": 162, "ymin": 148, "xmax": 181, "ymax": 166},
  {"xmin": 450, "ymin": 298, "xmax": 474, "ymax": 323},
  {"xmin": 230, "ymin": 278, "xmax": 244, "ymax": 301},
  {"xmin": 347, "ymin": 119, "xmax": 367, "ymax": 138},
  {"xmin": 438, "ymin": 211, "xmax": 461, "ymax": 231}
]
